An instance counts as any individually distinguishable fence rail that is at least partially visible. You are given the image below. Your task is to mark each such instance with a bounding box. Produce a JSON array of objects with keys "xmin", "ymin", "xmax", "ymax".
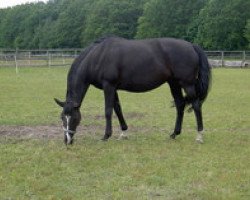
[
  {"xmin": 206, "ymin": 51, "xmax": 250, "ymax": 68},
  {"xmin": 0, "ymin": 49, "xmax": 82, "ymax": 68},
  {"xmin": 0, "ymin": 49, "xmax": 250, "ymax": 68}
]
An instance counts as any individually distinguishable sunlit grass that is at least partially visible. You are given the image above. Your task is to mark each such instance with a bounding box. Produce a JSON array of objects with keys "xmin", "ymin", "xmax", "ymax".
[{"xmin": 0, "ymin": 67, "xmax": 250, "ymax": 199}]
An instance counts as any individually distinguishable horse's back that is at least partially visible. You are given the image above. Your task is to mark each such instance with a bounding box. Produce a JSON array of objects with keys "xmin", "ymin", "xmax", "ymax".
[{"xmin": 86, "ymin": 37, "xmax": 199, "ymax": 91}]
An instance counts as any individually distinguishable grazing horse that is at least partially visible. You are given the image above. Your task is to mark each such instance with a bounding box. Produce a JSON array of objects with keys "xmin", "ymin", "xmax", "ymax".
[{"xmin": 54, "ymin": 36, "xmax": 211, "ymax": 145}]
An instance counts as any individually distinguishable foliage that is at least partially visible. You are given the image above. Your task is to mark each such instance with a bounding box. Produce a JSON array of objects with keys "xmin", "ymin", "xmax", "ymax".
[
  {"xmin": 195, "ymin": 0, "xmax": 250, "ymax": 50},
  {"xmin": 0, "ymin": 0, "xmax": 249, "ymax": 50},
  {"xmin": 82, "ymin": 0, "xmax": 145, "ymax": 46},
  {"xmin": 136, "ymin": 0, "xmax": 208, "ymax": 41},
  {"xmin": 0, "ymin": 2, "xmax": 58, "ymax": 49},
  {"xmin": 245, "ymin": 20, "xmax": 250, "ymax": 49},
  {"xmin": 0, "ymin": 67, "xmax": 250, "ymax": 199},
  {"xmin": 54, "ymin": 0, "xmax": 93, "ymax": 48},
  {"xmin": 32, "ymin": 1, "xmax": 63, "ymax": 48}
]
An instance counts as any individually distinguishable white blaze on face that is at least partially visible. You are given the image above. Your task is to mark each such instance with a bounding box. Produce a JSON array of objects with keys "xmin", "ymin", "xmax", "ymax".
[{"xmin": 65, "ymin": 115, "xmax": 72, "ymax": 144}]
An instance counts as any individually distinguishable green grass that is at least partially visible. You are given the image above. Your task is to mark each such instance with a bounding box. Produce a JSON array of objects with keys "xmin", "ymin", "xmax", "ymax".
[
  {"xmin": 0, "ymin": 67, "xmax": 250, "ymax": 199},
  {"xmin": 0, "ymin": 67, "xmax": 68, "ymax": 125}
]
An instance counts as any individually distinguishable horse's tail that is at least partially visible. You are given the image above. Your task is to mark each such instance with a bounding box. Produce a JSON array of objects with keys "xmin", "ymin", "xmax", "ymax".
[{"xmin": 193, "ymin": 44, "xmax": 211, "ymax": 104}]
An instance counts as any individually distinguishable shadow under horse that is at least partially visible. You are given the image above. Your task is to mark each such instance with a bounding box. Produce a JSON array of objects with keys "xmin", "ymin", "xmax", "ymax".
[{"xmin": 55, "ymin": 36, "xmax": 211, "ymax": 145}]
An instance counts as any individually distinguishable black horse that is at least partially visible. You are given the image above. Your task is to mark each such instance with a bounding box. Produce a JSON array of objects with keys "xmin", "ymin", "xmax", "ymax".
[{"xmin": 55, "ymin": 36, "xmax": 211, "ymax": 145}]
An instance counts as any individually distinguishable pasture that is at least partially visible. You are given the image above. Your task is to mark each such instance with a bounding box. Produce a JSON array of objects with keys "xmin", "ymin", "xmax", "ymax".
[{"xmin": 0, "ymin": 67, "xmax": 249, "ymax": 199}]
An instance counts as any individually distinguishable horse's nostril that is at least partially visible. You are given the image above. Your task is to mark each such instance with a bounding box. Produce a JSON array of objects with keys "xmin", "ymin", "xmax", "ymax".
[
  {"xmin": 65, "ymin": 134, "xmax": 71, "ymax": 145},
  {"xmin": 66, "ymin": 132, "xmax": 70, "ymax": 141},
  {"xmin": 64, "ymin": 131, "xmax": 75, "ymax": 145}
]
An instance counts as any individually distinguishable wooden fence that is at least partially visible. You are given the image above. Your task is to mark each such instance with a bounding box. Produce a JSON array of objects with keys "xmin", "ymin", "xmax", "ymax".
[
  {"xmin": 206, "ymin": 51, "xmax": 250, "ymax": 68},
  {"xmin": 0, "ymin": 49, "xmax": 250, "ymax": 68}
]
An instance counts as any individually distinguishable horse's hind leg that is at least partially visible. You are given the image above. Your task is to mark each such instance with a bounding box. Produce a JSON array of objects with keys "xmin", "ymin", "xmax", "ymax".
[
  {"xmin": 192, "ymin": 99, "xmax": 204, "ymax": 143},
  {"xmin": 169, "ymin": 81, "xmax": 185, "ymax": 139},
  {"xmin": 114, "ymin": 92, "xmax": 128, "ymax": 139},
  {"xmin": 183, "ymin": 85, "xmax": 204, "ymax": 143}
]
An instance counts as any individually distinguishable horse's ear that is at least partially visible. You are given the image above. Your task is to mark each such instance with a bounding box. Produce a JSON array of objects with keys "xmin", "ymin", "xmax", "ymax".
[{"xmin": 54, "ymin": 98, "xmax": 65, "ymax": 107}]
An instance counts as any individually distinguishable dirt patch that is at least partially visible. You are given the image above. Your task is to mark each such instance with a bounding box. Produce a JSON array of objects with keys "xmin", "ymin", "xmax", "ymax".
[
  {"xmin": 0, "ymin": 112, "xmax": 147, "ymax": 140},
  {"xmin": 0, "ymin": 123, "xmax": 155, "ymax": 140},
  {"xmin": 0, "ymin": 125, "xmax": 62, "ymax": 139},
  {"xmin": 0, "ymin": 125, "xmax": 102, "ymax": 139}
]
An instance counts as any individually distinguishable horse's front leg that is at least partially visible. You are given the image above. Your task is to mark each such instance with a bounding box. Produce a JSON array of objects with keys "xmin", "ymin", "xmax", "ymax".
[
  {"xmin": 102, "ymin": 81, "xmax": 116, "ymax": 140},
  {"xmin": 114, "ymin": 92, "xmax": 128, "ymax": 140}
]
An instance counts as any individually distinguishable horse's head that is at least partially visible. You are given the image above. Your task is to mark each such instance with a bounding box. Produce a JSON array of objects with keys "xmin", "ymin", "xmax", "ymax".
[{"xmin": 54, "ymin": 98, "xmax": 81, "ymax": 145}]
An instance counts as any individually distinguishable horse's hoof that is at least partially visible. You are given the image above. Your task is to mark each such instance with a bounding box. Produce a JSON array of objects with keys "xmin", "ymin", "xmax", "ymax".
[
  {"xmin": 196, "ymin": 131, "xmax": 204, "ymax": 144},
  {"xmin": 196, "ymin": 138, "xmax": 204, "ymax": 144},
  {"xmin": 118, "ymin": 132, "xmax": 129, "ymax": 140},
  {"xmin": 101, "ymin": 137, "xmax": 108, "ymax": 141},
  {"xmin": 101, "ymin": 135, "xmax": 110, "ymax": 141},
  {"xmin": 170, "ymin": 133, "xmax": 176, "ymax": 139}
]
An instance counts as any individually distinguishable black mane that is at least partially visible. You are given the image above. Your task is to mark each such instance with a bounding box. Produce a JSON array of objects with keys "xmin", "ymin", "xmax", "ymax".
[
  {"xmin": 68, "ymin": 36, "xmax": 113, "ymax": 80},
  {"xmin": 66, "ymin": 36, "xmax": 115, "ymax": 101}
]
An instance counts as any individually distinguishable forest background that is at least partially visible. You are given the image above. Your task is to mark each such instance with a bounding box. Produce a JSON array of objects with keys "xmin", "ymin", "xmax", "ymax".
[{"xmin": 0, "ymin": 0, "xmax": 249, "ymax": 50}]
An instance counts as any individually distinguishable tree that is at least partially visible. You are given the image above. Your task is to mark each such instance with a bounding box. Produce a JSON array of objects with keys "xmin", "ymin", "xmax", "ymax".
[
  {"xmin": 0, "ymin": 5, "xmax": 31, "ymax": 48},
  {"xmin": 53, "ymin": 0, "xmax": 93, "ymax": 48},
  {"xmin": 195, "ymin": 0, "xmax": 250, "ymax": 50},
  {"xmin": 0, "ymin": 2, "xmax": 55, "ymax": 49},
  {"xmin": 33, "ymin": 0, "xmax": 65, "ymax": 48},
  {"xmin": 82, "ymin": 0, "xmax": 145, "ymax": 46},
  {"xmin": 244, "ymin": 20, "xmax": 250, "ymax": 49},
  {"xmin": 136, "ymin": 0, "xmax": 208, "ymax": 41},
  {"xmin": 1, "ymin": 0, "xmax": 248, "ymax": 50},
  {"xmin": 0, "ymin": 8, "xmax": 9, "ymax": 48}
]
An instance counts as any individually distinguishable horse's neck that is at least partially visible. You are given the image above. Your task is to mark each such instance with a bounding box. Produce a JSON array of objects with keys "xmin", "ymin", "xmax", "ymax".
[
  {"xmin": 66, "ymin": 56, "xmax": 91, "ymax": 106},
  {"xmin": 66, "ymin": 77, "xmax": 89, "ymax": 106}
]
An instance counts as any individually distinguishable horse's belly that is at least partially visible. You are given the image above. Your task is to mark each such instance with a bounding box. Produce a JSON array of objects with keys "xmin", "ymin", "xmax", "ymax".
[{"xmin": 118, "ymin": 76, "xmax": 167, "ymax": 92}]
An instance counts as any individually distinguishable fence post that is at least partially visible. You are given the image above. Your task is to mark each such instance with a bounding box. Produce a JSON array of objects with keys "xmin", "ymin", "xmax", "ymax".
[
  {"xmin": 49, "ymin": 53, "xmax": 52, "ymax": 67},
  {"xmin": 47, "ymin": 51, "xmax": 52, "ymax": 68},
  {"xmin": 62, "ymin": 53, "xmax": 65, "ymax": 65},
  {"xmin": 242, "ymin": 51, "xmax": 246, "ymax": 68},
  {"xmin": 14, "ymin": 53, "xmax": 19, "ymax": 74},
  {"xmin": 28, "ymin": 51, "xmax": 31, "ymax": 66},
  {"xmin": 221, "ymin": 51, "xmax": 224, "ymax": 67},
  {"xmin": 5, "ymin": 55, "xmax": 8, "ymax": 65}
]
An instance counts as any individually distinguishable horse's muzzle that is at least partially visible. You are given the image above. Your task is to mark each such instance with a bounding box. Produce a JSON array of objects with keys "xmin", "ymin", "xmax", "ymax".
[{"xmin": 63, "ymin": 127, "xmax": 76, "ymax": 145}]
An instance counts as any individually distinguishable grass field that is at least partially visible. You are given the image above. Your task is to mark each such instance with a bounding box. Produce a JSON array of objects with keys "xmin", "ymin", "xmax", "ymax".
[{"xmin": 0, "ymin": 67, "xmax": 250, "ymax": 199}]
